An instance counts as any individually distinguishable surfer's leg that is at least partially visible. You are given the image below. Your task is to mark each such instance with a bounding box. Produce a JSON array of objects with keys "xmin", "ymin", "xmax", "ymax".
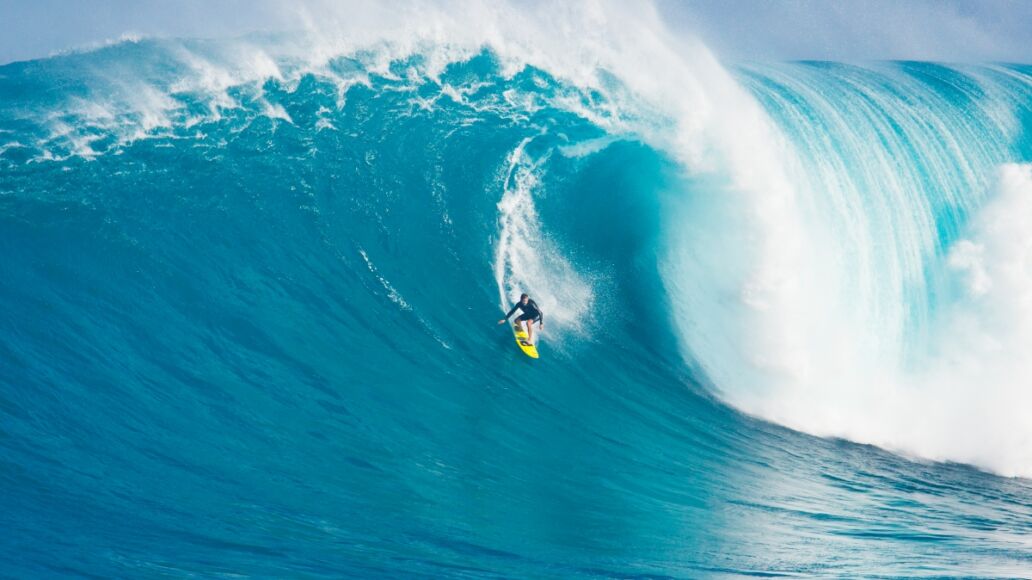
[{"xmin": 517, "ymin": 315, "xmax": 533, "ymax": 343}]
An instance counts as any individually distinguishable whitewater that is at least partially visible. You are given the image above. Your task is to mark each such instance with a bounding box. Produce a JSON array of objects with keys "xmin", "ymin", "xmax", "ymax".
[{"xmin": 2, "ymin": 1, "xmax": 1031, "ymax": 577}]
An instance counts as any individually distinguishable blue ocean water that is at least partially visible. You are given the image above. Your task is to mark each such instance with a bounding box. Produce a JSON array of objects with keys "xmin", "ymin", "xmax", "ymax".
[{"xmin": 2, "ymin": 33, "xmax": 1032, "ymax": 578}]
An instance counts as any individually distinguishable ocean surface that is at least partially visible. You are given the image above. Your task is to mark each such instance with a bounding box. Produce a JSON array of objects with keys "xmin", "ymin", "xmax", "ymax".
[{"xmin": 2, "ymin": 11, "xmax": 1032, "ymax": 578}]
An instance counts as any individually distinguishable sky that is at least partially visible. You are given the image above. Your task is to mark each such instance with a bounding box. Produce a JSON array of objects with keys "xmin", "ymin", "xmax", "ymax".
[
  {"xmin": 662, "ymin": 0, "xmax": 1032, "ymax": 63},
  {"xmin": 1, "ymin": 0, "xmax": 1032, "ymax": 65}
]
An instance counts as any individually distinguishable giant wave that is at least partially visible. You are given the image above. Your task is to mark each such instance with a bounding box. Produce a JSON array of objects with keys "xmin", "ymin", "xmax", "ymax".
[{"xmin": 2, "ymin": 2, "xmax": 1032, "ymax": 577}]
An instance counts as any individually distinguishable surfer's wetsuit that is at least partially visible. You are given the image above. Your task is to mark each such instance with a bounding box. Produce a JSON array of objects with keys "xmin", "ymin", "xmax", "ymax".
[{"xmin": 504, "ymin": 300, "xmax": 543, "ymax": 324}]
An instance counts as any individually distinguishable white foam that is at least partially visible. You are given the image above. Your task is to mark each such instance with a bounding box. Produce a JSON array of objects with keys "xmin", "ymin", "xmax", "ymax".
[
  {"xmin": 493, "ymin": 137, "xmax": 594, "ymax": 336},
  {"xmin": 359, "ymin": 249, "xmax": 412, "ymax": 311},
  {"xmin": 930, "ymin": 164, "xmax": 1032, "ymax": 475},
  {"xmin": 556, "ymin": 135, "xmax": 620, "ymax": 159},
  {"xmin": 0, "ymin": 141, "xmax": 26, "ymax": 155},
  {"xmin": 359, "ymin": 249, "xmax": 452, "ymax": 349},
  {"xmin": 698, "ymin": 165, "xmax": 1032, "ymax": 479},
  {"xmin": 314, "ymin": 106, "xmax": 337, "ymax": 132}
]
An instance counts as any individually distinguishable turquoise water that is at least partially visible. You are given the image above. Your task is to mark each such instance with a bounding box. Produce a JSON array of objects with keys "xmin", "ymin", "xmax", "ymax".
[{"xmin": 2, "ymin": 36, "xmax": 1032, "ymax": 577}]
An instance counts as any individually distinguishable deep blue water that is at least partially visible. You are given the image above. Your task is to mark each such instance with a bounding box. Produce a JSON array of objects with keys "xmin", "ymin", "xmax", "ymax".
[{"xmin": 2, "ymin": 37, "xmax": 1032, "ymax": 578}]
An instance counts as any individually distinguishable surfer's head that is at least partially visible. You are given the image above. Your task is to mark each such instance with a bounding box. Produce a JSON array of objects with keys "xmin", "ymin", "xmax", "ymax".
[{"xmin": 520, "ymin": 293, "xmax": 529, "ymax": 303}]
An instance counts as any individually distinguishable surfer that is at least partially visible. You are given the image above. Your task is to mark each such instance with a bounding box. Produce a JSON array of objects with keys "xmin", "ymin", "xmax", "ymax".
[{"xmin": 498, "ymin": 293, "xmax": 544, "ymax": 344}]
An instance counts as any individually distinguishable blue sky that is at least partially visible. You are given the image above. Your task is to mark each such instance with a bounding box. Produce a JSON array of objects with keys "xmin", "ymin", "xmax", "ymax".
[
  {"xmin": 0, "ymin": 0, "xmax": 291, "ymax": 64},
  {"xmin": 1, "ymin": 0, "xmax": 1031, "ymax": 65},
  {"xmin": 664, "ymin": 0, "xmax": 1032, "ymax": 63}
]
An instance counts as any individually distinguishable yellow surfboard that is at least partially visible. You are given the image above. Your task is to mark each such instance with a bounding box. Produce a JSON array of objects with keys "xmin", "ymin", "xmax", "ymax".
[{"xmin": 512, "ymin": 323, "xmax": 539, "ymax": 359}]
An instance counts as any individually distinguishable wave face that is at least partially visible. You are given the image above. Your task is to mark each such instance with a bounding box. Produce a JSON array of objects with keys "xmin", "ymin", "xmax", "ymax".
[{"xmin": 3, "ymin": 16, "xmax": 1032, "ymax": 578}]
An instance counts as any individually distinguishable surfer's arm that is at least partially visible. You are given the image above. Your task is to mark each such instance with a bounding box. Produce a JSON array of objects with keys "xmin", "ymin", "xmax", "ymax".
[{"xmin": 502, "ymin": 304, "xmax": 519, "ymax": 321}]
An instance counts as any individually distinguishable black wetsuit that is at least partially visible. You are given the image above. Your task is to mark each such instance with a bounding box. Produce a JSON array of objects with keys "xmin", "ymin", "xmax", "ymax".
[{"xmin": 504, "ymin": 300, "xmax": 543, "ymax": 324}]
